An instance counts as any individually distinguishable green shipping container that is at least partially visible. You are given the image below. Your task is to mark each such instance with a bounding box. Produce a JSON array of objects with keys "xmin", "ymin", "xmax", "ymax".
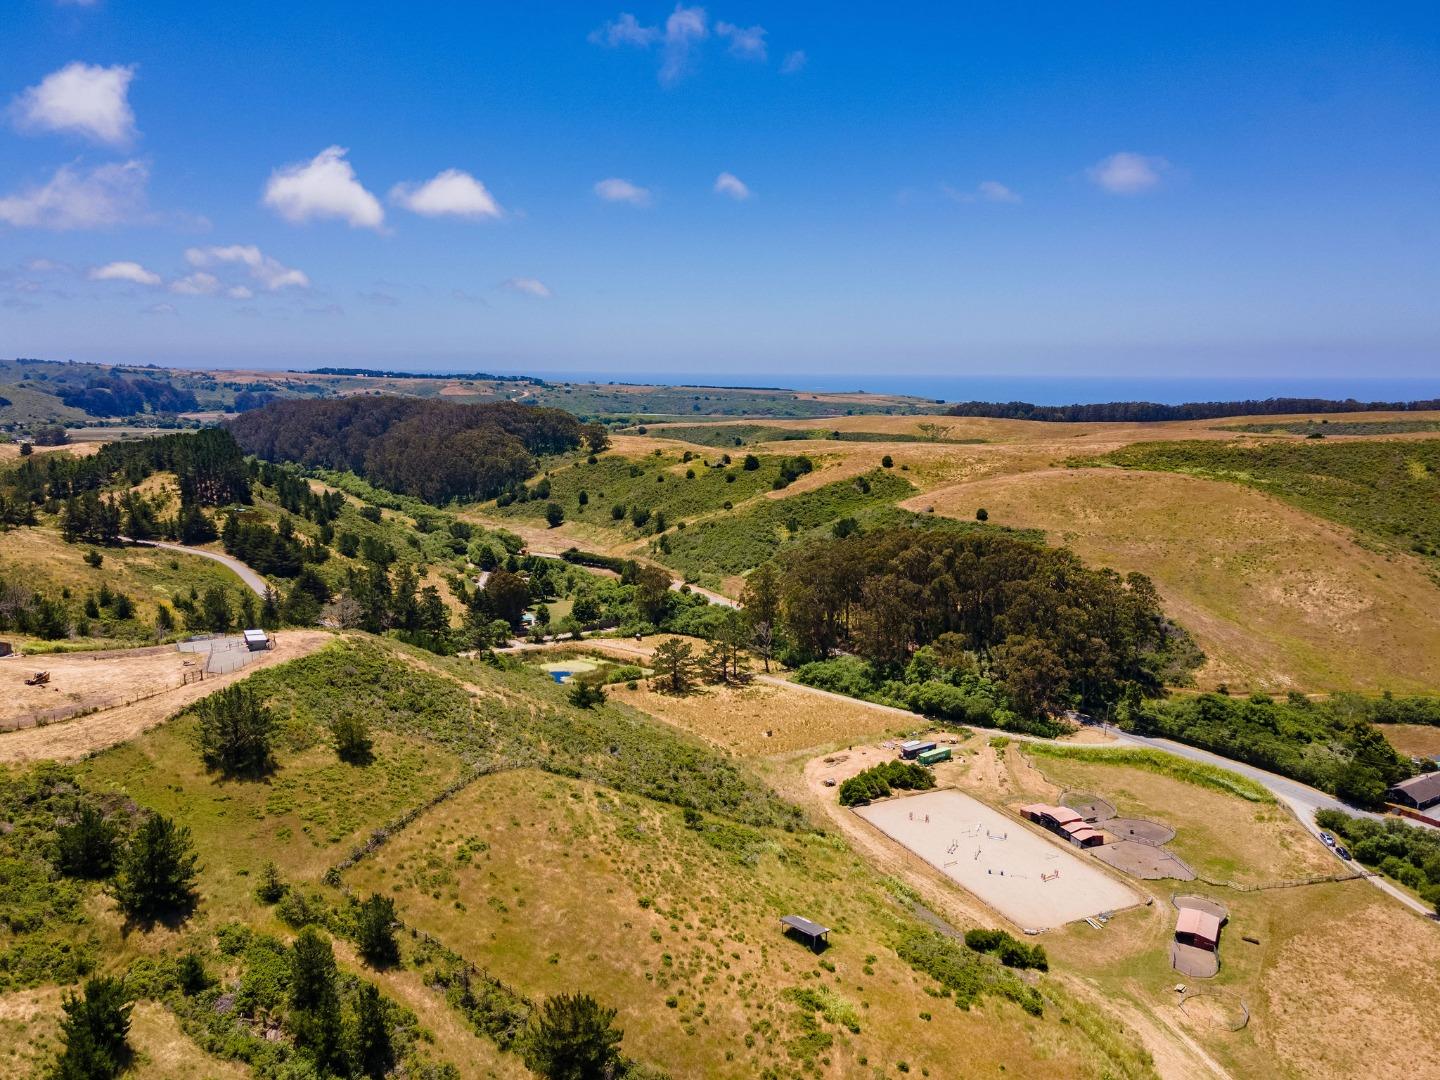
[{"xmin": 917, "ymin": 747, "xmax": 951, "ymax": 765}]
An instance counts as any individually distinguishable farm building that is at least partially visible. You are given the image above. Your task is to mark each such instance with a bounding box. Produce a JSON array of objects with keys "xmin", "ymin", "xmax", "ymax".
[
  {"xmin": 1388, "ymin": 772, "xmax": 1440, "ymax": 813},
  {"xmin": 900, "ymin": 740, "xmax": 936, "ymax": 760},
  {"xmin": 1175, "ymin": 907, "xmax": 1223, "ymax": 951},
  {"xmin": 1020, "ymin": 804, "xmax": 1107, "ymax": 848},
  {"xmin": 243, "ymin": 629, "xmax": 272, "ymax": 651}
]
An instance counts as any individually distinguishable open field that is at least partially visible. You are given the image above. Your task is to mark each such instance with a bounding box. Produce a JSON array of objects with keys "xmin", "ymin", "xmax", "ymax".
[
  {"xmin": 607, "ymin": 676, "xmax": 904, "ymax": 756},
  {"xmin": 1379, "ymin": 723, "xmax": 1440, "ymax": 759},
  {"xmin": 1, "ymin": 645, "xmax": 193, "ymax": 725},
  {"xmin": 908, "ymin": 467, "xmax": 1440, "ymax": 691},
  {"xmin": 346, "ymin": 766, "xmax": 1157, "ymax": 1080},
  {"xmin": 0, "ymin": 629, "xmax": 333, "ymax": 762},
  {"xmin": 855, "ymin": 788, "xmax": 1140, "ymax": 930}
]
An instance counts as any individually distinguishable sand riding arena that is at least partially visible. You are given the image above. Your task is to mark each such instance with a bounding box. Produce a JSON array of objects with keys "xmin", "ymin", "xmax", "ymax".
[{"xmin": 854, "ymin": 788, "xmax": 1140, "ymax": 931}]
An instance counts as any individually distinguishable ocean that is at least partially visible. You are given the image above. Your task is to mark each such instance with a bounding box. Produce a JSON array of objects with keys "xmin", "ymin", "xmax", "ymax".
[{"xmin": 499, "ymin": 371, "xmax": 1440, "ymax": 406}]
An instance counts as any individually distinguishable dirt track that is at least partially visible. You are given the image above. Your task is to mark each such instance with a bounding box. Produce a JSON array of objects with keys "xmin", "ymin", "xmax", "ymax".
[{"xmin": 0, "ymin": 630, "xmax": 333, "ymax": 763}]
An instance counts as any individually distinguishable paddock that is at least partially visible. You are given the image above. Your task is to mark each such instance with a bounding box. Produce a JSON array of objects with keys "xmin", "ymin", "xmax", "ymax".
[{"xmin": 854, "ymin": 788, "xmax": 1139, "ymax": 930}]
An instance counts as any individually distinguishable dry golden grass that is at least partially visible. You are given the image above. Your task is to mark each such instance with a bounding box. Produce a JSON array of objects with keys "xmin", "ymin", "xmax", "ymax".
[
  {"xmin": 1379, "ymin": 724, "xmax": 1440, "ymax": 759},
  {"xmin": 0, "ymin": 986, "xmax": 62, "ymax": 1078},
  {"xmin": 128, "ymin": 1000, "xmax": 251, "ymax": 1080},
  {"xmin": 607, "ymin": 677, "xmax": 902, "ymax": 756},
  {"xmin": 1016, "ymin": 752, "xmax": 1335, "ymax": 886},
  {"xmin": 1252, "ymin": 887, "xmax": 1440, "ymax": 1079},
  {"xmin": 0, "ymin": 630, "xmax": 334, "ymax": 763},
  {"xmin": 345, "ymin": 768, "xmax": 1152, "ymax": 1080},
  {"xmin": 3, "ymin": 647, "xmax": 195, "ymax": 725},
  {"xmin": 0, "ymin": 526, "xmax": 244, "ymax": 642},
  {"xmin": 908, "ymin": 467, "xmax": 1440, "ymax": 692}
]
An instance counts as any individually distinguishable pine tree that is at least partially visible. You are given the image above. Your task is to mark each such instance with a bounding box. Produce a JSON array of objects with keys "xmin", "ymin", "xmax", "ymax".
[
  {"xmin": 349, "ymin": 982, "xmax": 395, "ymax": 1079},
  {"xmin": 197, "ymin": 684, "xmax": 276, "ymax": 778},
  {"xmin": 54, "ymin": 806, "xmax": 118, "ymax": 879},
  {"xmin": 113, "ymin": 813, "xmax": 200, "ymax": 922},
  {"xmin": 521, "ymin": 993, "xmax": 624, "ymax": 1080},
  {"xmin": 354, "ymin": 893, "xmax": 399, "ymax": 967},
  {"xmin": 288, "ymin": 927, "xmax": 344, "ymax": 1071},
  {"xmin": 50, "ymin": 977, "xmax": 132, "ymax": 1080}
]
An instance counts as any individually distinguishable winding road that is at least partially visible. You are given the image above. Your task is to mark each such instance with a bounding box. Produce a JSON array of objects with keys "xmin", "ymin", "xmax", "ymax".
[{"xmin": 125, "ymin": 538, "xmax": 269, "ymax": 598}]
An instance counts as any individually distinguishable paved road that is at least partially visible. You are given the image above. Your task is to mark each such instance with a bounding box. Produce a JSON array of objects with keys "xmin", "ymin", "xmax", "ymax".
[
  {"xmin": 1100, "ymin": 728, "xmax": 1433, "ymax": 916},
  {"xmin": 126, "ymin": 538, "xmax": 268, "ymax": 598},
  {"xmin": 528, "ymin": 549, "xmax": 739, "ymax": 607}
]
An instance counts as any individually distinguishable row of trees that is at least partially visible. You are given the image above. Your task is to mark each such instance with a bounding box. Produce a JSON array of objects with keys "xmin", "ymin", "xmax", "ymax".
[
  {"xmin": 1130, "ymin": 692, "xmax": 1416, "ymax": 806},
  {"xmin": 945, "ymin": 396, "xmax": 1440, "ymax": 423}
]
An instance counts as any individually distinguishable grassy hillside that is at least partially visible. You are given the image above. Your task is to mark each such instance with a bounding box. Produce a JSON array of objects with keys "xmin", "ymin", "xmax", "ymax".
[
  {"xmin": 1097, "ymin": 438, "xmax": 1440, "ymax": 564},
  {"xmin": 653, "ymin": 469, "xmax": 916, "ymax": 583},
  {"xmin": 485, "ymin": 448, "xmax": 815, "ymax": 535},
  {"xmin": 914, "ymin": 467, "xmax": 1440, "ymax": 692},
  {"xmin": 1220, "ymin": 418, "xmax": 1440, "ymax": 436},
  {"xmin": 642, "ymin": 422, "xmax": 985, "ymax": 448},
  {"xmin": 0, "ymin": 633, "xmax": 1163, "ymax": 1080}
]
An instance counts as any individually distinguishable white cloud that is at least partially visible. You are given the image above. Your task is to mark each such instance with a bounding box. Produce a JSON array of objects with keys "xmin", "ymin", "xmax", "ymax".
[
  {"xmin": 780, "ymin": 50, "xmax": 807, "ymax": 75},
  {"xmin": 389, "ymin": 169, "xmax": 502, "ymax": 219},
  {"xmin": 24, "ymin": 258, "xmax": 66, "ymax": 272},
  {"xmin": 262, "ymin": 146, "xmax": 383, "ymax": 228},
  {"xmin": 185, "ymin": 244, "xmax": 309, "ymax": 290},
  {"xmin": 713, "ymin": 172, "xmax": 751, "ymax": 200},
  {"xmin": 170, "ymin": 271, "xmax": 219, "ymax": 296},
  {"xmin": 944, "ymin": 180, "xmax": 1021, "ymax": 204},
  {"xmin": 501, "ymin": 277, "xmax": 552, "ymax": 299},
  {"xmin": 89, "ymin": 260, "xmax": 159, "ymax": 286},
  {"xmin": 594, "ymin": 177, "xmax": 651, "ymax": 206},
  {"xmin": 10, "ymin": 62, "xmax": 137, "ymax": 146},
  {"xmin": 589, "ymin": 12, "xmax": 660, "ymax": 47},
  {"xmin": 716, "ymin": 21, "xmax": 767, "ymax": 61},
  {"xmin": 0, "ymin": 160, "xmax": 147, "ymax": 229},
  {"xmin": 226, "ymin": 285, "xmax": 253, "ymax": 300},
  {"xmin": 660, "ymin": 5, "xmax": 709, "ymax": 85},
  {"xmin": 977, "ymin": 180, "xmax": 1021, "ymax": 203},
  {"xmin": 142, "ymin": 302, "xmax": 176, "ymax": 316},
  {"xmin": 1087, "ymin": 151, "xmax": 1168, "ymax": 195}
]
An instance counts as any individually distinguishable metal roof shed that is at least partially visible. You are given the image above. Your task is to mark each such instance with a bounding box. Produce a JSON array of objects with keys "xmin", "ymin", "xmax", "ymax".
[{"xmin": 780, "ymin": 915, "xmax": 831, "ymax": 950}]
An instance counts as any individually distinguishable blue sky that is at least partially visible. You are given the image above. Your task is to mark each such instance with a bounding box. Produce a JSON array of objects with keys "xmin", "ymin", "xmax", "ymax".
[{"xmin": 1, "ymin": 1, "xmax": 1438, "ymax": 382}]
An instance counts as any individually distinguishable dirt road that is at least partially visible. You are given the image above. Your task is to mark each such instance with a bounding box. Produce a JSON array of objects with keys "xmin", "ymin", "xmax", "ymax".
[{"xmin": 0, "ymin": 630, "xmax": 333, "ymax": 763}]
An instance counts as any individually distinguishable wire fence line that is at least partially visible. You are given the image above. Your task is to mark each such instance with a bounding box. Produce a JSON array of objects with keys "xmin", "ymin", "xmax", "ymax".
[{"xmin": 1, "ymin": 635, "xmax": 268, "ymax": 732}]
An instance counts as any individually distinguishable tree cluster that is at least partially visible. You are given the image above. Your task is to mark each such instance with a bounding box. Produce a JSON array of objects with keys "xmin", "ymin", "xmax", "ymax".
[
  {"xmin": 945, "ymin": 396, "xmax": 1440, "ymax": 423},
  {"xmin": 771, "ymin": 527, "xmax": 1189, "ymax": 719},
  {"xmin": 837, "ymin": 760, "xmax": 936, "ymax": 806},
  {"xmin": 229, "ymin": 396, "xmax": 583, "ymax": 504},
  {"xmin": 1131, "ymin": 692, "xmax": 1415, "ymax": 807},
  {"xmin": 56, "ymin": 371, "xmax": 198, "ymax": 417},
  {"xmin": 1316, "ymin": 809, "xmax": 1440, "ymax": 910}
]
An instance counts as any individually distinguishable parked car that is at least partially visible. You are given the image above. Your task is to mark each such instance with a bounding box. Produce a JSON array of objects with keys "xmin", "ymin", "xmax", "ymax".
[
  {"xmin": 1336, "ymin": 845, "xmax": 1352, "ymax": 861},
  {"xmin": 823, "ymin": 778, "xmax": 837, "ymax": 788},
  {"xmin": 1320, "ymin": 831, "xmax": 1336, "ymax": 847}
]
